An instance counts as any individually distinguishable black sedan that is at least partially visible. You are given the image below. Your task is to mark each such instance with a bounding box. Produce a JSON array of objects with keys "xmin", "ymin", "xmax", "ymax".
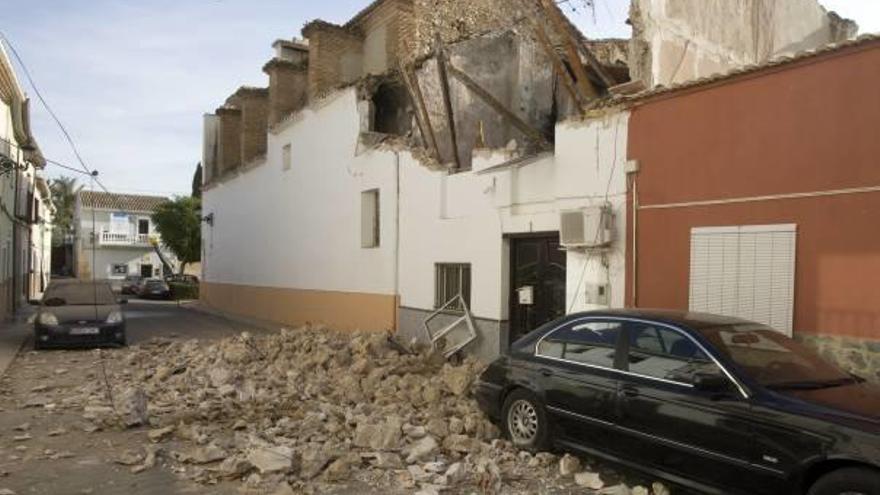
[
  {"xmin": 138, "ymin": 278, "xmax": 171, "ymax": 300},
  {"xmin": 475, "ymin": 309, "xmax": 880, "ymax": 495},
  {"xmin": 33, "ymin": 280, "xmax": 127, "ymax": 349}
]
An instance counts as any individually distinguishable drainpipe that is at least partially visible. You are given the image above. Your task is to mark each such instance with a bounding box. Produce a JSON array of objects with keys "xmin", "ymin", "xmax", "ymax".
[
  {"xmin": 393, "ymin": 151, "xmax": 401, "ymax": 332},
  {"xmin": 630, "ymin": 174, "xmax": 639, "ymax": 308}
]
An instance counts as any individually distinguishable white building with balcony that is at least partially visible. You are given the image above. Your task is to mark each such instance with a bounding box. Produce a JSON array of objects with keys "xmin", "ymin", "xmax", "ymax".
[{"xmin": 74, "ymin": 191, "xmax": 177, "ymax": 283}]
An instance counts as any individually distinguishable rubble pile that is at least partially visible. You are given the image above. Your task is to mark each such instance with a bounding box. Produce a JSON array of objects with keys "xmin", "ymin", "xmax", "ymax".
[{"xmin": 67, "ymin": 327, "xmax": 670, "ymax": 494}]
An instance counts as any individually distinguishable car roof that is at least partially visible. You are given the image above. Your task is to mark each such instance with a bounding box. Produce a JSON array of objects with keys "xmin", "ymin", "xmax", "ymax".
[{"xmin": 565, "ymin": 308, "xmax": 757, "ymax": 330}]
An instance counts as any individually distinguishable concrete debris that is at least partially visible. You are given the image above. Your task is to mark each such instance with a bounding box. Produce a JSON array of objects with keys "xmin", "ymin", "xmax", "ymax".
[
  {"xmin": 53, "ymin": 326, "xmax": 673, "ymax": 493},
  {"xmin": 131, "ymin": 446, "xmax": 160, "ymax": 474},
  {"xmin": 652, "ymin": 481, "xmax": 672, "ymax": 495},
  {"xmin": 115, "ymin": 450, "xmax": 143, "ymax": 466},
  {"xmin": 118, "ymin": 387, "xmax": 149, "ymax": 427},
  {"xmin": 246, "ymin": 445, "xmax": 295, "ymax": 474},
  {"xmin": 147, "ymin": 425, "xmax": 175, "ymax": 443},
  {"xmin": 559, "ymin": 453, "xmax": 581, "ymax": 477},
  {"xmin": 575, "ymin": 470, "xmax": 605, "ymax": 489},
  {"xmin": 47, "ymin": 427, "xmax": 67, "ymax": 437}
]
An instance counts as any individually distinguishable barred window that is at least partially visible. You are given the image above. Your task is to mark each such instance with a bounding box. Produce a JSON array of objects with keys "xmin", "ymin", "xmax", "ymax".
[{"xmin": 434, "ymin": 263, "xmax": 471, "ymax": 312}]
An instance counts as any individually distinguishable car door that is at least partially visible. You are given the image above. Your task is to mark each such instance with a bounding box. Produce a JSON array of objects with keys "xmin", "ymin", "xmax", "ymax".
[
  {"xmin": 613, "ymin": 321, "xmax": 768, "ymax": 493},
  {"xmin": 534, "ymin": 318, "xmax": 625, "ymax": 449}
]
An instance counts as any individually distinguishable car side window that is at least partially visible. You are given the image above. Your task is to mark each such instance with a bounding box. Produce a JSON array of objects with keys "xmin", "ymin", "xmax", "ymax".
[
  {"xmin": 537, "ymin": 320, "xmax": 622, "ymax": 369},
  {"xmin": 627, "ymin": 323, "xmax": 721, "ymax": 385}
]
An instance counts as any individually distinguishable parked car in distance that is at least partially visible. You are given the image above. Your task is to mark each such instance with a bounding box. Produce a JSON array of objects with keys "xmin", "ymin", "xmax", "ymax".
[
  {"xmin": 138, "ymin": 278, "xmax": 171, "ymax": 299},
  {"xmin": 120, "ymin": 275, "xmax": 143, "ymax": 295},
  {"xmin": 476, "ymin": 309, "xmax": 880, "ymax": 495},
  {"xmin": 164, "ymin": 274, "xmax": 199, "ymax": 285},
  {"xmin": 32, "ymin": 280, "xmax": 127, "ymax": 349}
]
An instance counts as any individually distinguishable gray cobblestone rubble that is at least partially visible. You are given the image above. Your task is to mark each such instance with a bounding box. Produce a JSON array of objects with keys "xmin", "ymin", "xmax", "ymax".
[{"xmin": 43, "ymin": 326, "xmax": 674, "ymax": 494}]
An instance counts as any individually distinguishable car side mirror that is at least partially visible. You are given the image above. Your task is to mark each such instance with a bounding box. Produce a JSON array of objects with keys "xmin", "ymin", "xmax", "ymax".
[{"xmin": 693, "ymin": 373, "xmax": 731, "ymax": 395}]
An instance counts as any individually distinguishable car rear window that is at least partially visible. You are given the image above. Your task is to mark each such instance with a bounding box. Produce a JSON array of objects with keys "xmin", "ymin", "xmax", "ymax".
[
  {"xmin": 44, "ymin": 283, "xmax": 116, "ymax": 306},
  {"xmin": 537, "ymin": 320, "xmax": 623, "ymax": 369}
]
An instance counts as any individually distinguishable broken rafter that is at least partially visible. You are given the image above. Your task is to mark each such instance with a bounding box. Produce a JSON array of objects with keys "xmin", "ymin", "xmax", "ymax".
[
  {"xmin": 538, "ymin": 0, "xmax": 599, "ymax": 101},
  {"xmin": 531, "ymin": 19, "xmax": 586, "ymax": 114},
  {"xmin": 435, "ymin": 35, "xmax": 463, "ymax": 170},
  {"xmin": 399, "ymin": 62, "xmax": 441, "ymax": 162},
  {"xmin": 446, "ymin": 64, "xmax": 550, "ymax": 148}
]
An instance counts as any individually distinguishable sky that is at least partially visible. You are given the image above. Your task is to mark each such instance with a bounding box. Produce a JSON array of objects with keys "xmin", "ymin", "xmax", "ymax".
[{"xmin": 1, "ymin": 0, "xmax": 877, "ymax": 197}]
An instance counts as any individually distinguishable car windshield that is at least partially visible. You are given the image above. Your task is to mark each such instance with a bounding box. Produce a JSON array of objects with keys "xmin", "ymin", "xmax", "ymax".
[
  {"xmin": 43, "ymin": 282, "xmax": 117, "ymax": 306},
  {"xmin": 700, "ymin": 324, "xmax": 854, "ymax": 389}
]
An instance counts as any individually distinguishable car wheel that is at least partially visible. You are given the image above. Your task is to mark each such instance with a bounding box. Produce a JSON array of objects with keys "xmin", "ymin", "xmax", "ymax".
[
  {"xmin": 501, "ymin": 388, "xmax": 550, "ymax": 452},
  {"xmin": 808, "ymin": 467, "xmax": 880, "ymax": 495}
]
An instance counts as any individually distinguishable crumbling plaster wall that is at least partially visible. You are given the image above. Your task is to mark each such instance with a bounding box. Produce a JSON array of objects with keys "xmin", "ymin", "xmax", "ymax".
[
  {"xmin": 413, "ymin": 31, "xmax": 559, "ymax": 169},
  {"xmin": 629, "ymin": 0, "xmax": 857, "ymax": 87}
]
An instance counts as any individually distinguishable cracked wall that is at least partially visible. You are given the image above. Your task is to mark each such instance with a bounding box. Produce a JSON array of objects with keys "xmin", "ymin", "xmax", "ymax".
[{"xmin": 629, "ymin": 0, "xmax": 858, "ymax": 87}]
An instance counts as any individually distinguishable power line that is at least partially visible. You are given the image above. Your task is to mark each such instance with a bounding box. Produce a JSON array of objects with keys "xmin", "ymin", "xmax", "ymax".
[{"xmin": 0, "ymin": 30, "xmax": 95, "ymax": 177}]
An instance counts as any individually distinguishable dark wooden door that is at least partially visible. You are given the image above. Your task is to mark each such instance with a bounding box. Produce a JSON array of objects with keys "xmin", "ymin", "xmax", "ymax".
[{"xmin": 510, "ymin": 235, "xmax": 567, "ymax": 343}]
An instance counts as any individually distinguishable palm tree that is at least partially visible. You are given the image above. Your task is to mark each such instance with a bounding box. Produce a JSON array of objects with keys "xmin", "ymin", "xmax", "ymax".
[{"xmin": 49, "ymin": 176, "xmax": 82, "ymax": 246}]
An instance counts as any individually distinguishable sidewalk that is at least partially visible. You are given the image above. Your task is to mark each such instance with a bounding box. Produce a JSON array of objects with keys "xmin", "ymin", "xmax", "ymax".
[{"xmin": 0, "ymin": 306, "xmax": 34, "ymax": 377}]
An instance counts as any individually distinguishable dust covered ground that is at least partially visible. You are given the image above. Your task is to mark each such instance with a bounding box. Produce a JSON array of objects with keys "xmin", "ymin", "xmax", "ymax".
[{"xmin": 0, "ymin": 304, "xmax": 680, "ymax": 495}]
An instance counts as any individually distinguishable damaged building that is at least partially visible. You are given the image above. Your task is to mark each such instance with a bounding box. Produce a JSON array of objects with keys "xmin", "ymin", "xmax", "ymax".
[{"xmin": 199, "ymin": 0, "xmax": 859, "ymax": 361}]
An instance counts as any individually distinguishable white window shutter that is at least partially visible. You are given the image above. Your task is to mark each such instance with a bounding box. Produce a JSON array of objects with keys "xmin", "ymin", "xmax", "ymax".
[{"xmin": 689, "ymin": 225, "xmax": 796, "ymax": 336}]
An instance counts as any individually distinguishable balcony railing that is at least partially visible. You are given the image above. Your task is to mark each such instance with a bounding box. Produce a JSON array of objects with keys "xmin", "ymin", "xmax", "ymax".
[{"xmin": 98, "ymin": 231, "xmax": 154, "ymax": 246}]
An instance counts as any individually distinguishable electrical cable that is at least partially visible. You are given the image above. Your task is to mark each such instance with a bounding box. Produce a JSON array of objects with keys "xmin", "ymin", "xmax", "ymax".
[{"xmin": 0, "ymin": 30, "xmax": 94, "ymax": 177}]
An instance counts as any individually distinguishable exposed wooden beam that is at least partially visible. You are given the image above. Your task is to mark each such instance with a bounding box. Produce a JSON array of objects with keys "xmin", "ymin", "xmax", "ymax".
[
  {"xmin": 531, "ymin": 19, "xmax": 586, "ymax": 113},
  {"xmin": 398, "ymin": 62, "xmax": 441, "ymax": 161},
  {"xmin": 579, "ymin": 42, "xmax": 617, "ymax": 89},
  {"xmin": 434, "ymin": 35, "xmax": 462, "ymax": 170},
  {"xmin": 538, "ymin": 0, "xmax": 599, "ymax": 100},
  {"xmin": 446, "ymin": 64, "xmax": 550, "ymax": 147}
]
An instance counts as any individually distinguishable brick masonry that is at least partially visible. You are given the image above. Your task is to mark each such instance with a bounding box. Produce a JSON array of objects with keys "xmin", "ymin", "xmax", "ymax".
[
  {"xmin": 228, "ymin": 88, "xmax": 270, "ymax": 165},
  {"xmin": 264, "ymin": 60, "xmax": 309, "ymax": 126},
  {"xmin": 304, "ymin": 22, "xmax": 365, "ymax": 98},
  {"xmin": 216, "ymin": 107, "xmax": 242, "ymax": 175},
  {"xmin": 797, "ymin": 333, "xmax": 880, "ymax": 383}
]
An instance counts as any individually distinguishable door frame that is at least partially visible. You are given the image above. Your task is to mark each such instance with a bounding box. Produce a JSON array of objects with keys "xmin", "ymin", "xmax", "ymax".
[{"xmin": 507, "ymin": 231, "xmax": 565, "ymax": 344}]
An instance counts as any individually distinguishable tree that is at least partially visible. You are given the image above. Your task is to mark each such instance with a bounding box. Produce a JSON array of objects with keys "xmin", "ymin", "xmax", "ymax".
[
  {"xmin": 191, "ymin": 162, "xmax": 202, "ymax": 199},
  {"xmin": 49, "ymin": 176, "xmax": 82, "ymax": 246},
  {"xmin": 152, "ymin": 196, "xmax": 201, "ymax": 274}
]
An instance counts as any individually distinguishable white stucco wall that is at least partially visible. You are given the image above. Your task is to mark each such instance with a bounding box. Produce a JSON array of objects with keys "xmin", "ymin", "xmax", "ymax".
[
  {"xmin": 202, "ymin": 89, "xmax": 399, "ymax": 296},
  {"xmin": 202, "ymin": 83, "xmax": 631, "ymax": 356},
  {"xmin": 398, "ymin": 112, "xmax": 630, "ymax": 321},
  {"xmin": 76, "ymin": 207, "xmax": 172, "ymax": 280}
]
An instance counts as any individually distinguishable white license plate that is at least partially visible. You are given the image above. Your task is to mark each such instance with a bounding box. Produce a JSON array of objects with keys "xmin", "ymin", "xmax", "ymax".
[{"xmin": 70, "ymin": 327, "xmax": 100, "ymax": 335}]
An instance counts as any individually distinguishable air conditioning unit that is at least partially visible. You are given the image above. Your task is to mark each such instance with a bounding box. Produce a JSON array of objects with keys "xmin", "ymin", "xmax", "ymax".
[{"xmin": 560, "ymin": 206, "xmax": 613, "ymax": 248}]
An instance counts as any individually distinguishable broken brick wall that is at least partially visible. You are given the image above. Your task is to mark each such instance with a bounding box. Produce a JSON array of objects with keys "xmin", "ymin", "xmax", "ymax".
[
  {"xmin": 356, "ymin": 0, "xmax": 415, "ymax": 74},
  {"xmin": 411, "ymin": 0, "xmax": 534, "ymax": 59},
  {"xmin": 227, "ymin": 88, "xmax": 270, "ymax": 165},
  {"xmin": 264, "ymin": 59, "xmax": 309, "ymax": 127},
  {"xmin": 629, "ymin": 0, "xmax": 858, "ymax": 87},
  {"xmin": 305, "ymin": 23, "xmax": 365, "ymax": 97}
]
